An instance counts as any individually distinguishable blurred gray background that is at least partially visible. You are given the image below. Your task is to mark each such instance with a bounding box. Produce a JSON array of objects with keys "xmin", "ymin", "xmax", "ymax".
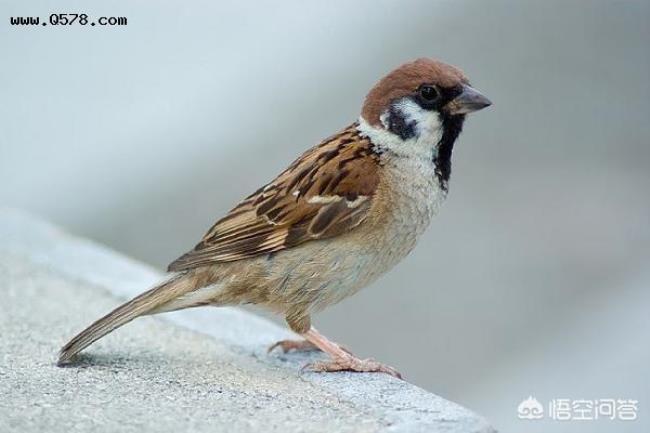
[{"xmin": 2, "ymin": 0, "xmax": 649, "ymax": 432}]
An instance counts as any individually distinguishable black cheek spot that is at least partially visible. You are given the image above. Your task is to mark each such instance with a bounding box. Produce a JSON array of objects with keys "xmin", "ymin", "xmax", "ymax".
[{"xmin": 387, "ymin": 105, "xmax": 416, "ymax": 140}]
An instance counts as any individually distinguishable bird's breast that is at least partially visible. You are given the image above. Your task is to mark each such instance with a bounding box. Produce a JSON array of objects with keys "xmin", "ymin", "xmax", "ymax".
[{"xmin": 367, "ymin": 156, "xmax": 446, "ymax": 266}]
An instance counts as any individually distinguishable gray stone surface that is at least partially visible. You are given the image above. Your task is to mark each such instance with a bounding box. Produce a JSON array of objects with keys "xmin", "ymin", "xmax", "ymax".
[{"xmin": 0, "ymin": 209, "xmax": 495, "ymax": 433}]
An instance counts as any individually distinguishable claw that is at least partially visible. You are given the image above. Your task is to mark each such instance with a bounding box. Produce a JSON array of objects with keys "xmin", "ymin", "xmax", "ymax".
[{"xmin": 271, "ymin": 327, "xmax": 403, "ymax": 379}]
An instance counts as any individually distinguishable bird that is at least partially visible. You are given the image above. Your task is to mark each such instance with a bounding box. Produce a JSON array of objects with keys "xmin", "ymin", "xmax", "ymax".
[{"xmin": 58, "ymin": 58, "xmax": 491, "ymax": 378}]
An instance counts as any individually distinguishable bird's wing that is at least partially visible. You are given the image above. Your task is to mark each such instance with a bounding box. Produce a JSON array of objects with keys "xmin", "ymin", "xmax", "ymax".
[{"xmin": 167, "ymin": 124, "xmax": 380, "ymax": 271}]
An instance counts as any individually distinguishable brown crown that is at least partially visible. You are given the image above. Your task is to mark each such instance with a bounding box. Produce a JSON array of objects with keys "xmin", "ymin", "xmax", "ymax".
[{"xmin": 361, "ymin": 58, "xmax": 468, "ymax": 126}]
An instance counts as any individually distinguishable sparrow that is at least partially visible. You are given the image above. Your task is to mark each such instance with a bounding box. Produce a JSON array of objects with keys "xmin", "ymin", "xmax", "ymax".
[{"xmin": 58, "ymin": 58, "xmax": 491, "ymax": 378}]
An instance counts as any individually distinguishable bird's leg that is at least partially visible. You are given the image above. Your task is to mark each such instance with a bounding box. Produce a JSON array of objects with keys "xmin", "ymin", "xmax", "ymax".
[
  {"xmin": 268, "ymin": 311, "xmax": 321, "ymax": 353},
  {"xmin": 300, "ymin": 327, "xmax": 403, "ymax": 379}
]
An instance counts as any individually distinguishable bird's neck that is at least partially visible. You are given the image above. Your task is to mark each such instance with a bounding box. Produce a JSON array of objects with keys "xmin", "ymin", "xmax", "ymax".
[{"xmin": 357, "ymin": 113, "xmax": 463, "ymax": 191}]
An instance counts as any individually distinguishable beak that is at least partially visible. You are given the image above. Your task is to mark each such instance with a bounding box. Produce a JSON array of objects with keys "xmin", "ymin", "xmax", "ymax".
[{"xmin": 444, "ymin": 84, "xmax": 492, "ymax": 115}]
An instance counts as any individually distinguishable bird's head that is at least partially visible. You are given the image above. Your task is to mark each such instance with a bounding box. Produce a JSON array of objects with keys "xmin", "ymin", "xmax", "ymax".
[{"xmin": 361, "ymin": 58, "xmax": 491, "ymax": 143}]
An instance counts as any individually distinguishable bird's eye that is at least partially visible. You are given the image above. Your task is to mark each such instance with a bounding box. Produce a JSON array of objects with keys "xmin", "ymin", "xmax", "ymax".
[{"xmin": 418, "ymin": 85, "xmax": 439, "ymax": 103}]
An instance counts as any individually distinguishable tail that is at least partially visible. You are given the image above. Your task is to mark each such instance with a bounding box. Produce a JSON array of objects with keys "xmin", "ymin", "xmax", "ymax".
[{"xmin": 58, "ymin": 272, "xmax": 199, "ymax": 365}]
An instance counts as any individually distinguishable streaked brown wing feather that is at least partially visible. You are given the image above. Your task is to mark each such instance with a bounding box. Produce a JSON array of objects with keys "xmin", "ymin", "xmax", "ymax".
[{"xmin": 168, "ymin": 123, "xmax": 380, "ymax": 271}]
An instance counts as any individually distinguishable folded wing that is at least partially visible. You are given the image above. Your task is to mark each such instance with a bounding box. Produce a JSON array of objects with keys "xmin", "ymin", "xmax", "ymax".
[{"xmin": 168, "ymin": 124, "xmax": 380, "ymax": 271}]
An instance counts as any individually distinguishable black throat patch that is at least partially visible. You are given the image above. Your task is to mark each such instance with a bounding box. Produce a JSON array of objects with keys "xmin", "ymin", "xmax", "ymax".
[{"xmin": 433, "ymin": 113, "xmax": 465, "ymax": 190}]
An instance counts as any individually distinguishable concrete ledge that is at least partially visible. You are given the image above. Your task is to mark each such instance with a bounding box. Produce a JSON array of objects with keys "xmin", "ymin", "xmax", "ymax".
[{"xmin": 0, "ymin": 208, "xmax": 495, "ymax": 433}]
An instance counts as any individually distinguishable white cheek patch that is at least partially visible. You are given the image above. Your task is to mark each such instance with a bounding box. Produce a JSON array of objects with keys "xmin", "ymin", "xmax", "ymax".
[
  {"xmin": 357, "ymin": 98, "xmax": 444, "ymax": 162},
  {"xmin": 392, "ymin": 98, "xmax": 442, "ymax": 141}
]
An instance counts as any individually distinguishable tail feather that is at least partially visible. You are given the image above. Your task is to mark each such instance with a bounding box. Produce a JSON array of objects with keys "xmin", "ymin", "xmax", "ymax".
[{"xmin": 57, "ymin": 272, "xmax": 196, "ymax": 365}]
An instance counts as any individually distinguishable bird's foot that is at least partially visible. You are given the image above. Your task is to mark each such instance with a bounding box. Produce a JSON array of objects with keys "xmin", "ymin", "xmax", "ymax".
[
  {"xmin": 304, "ymin": 356, "xmax": 403, "ymax": 379},
  {"xmin": 268, "ymin": 338, "xmax": 353, "ymax": 355},
  {"xmin": 268, "ymin": 339, "xmax": 319, "ymax": 354}
]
